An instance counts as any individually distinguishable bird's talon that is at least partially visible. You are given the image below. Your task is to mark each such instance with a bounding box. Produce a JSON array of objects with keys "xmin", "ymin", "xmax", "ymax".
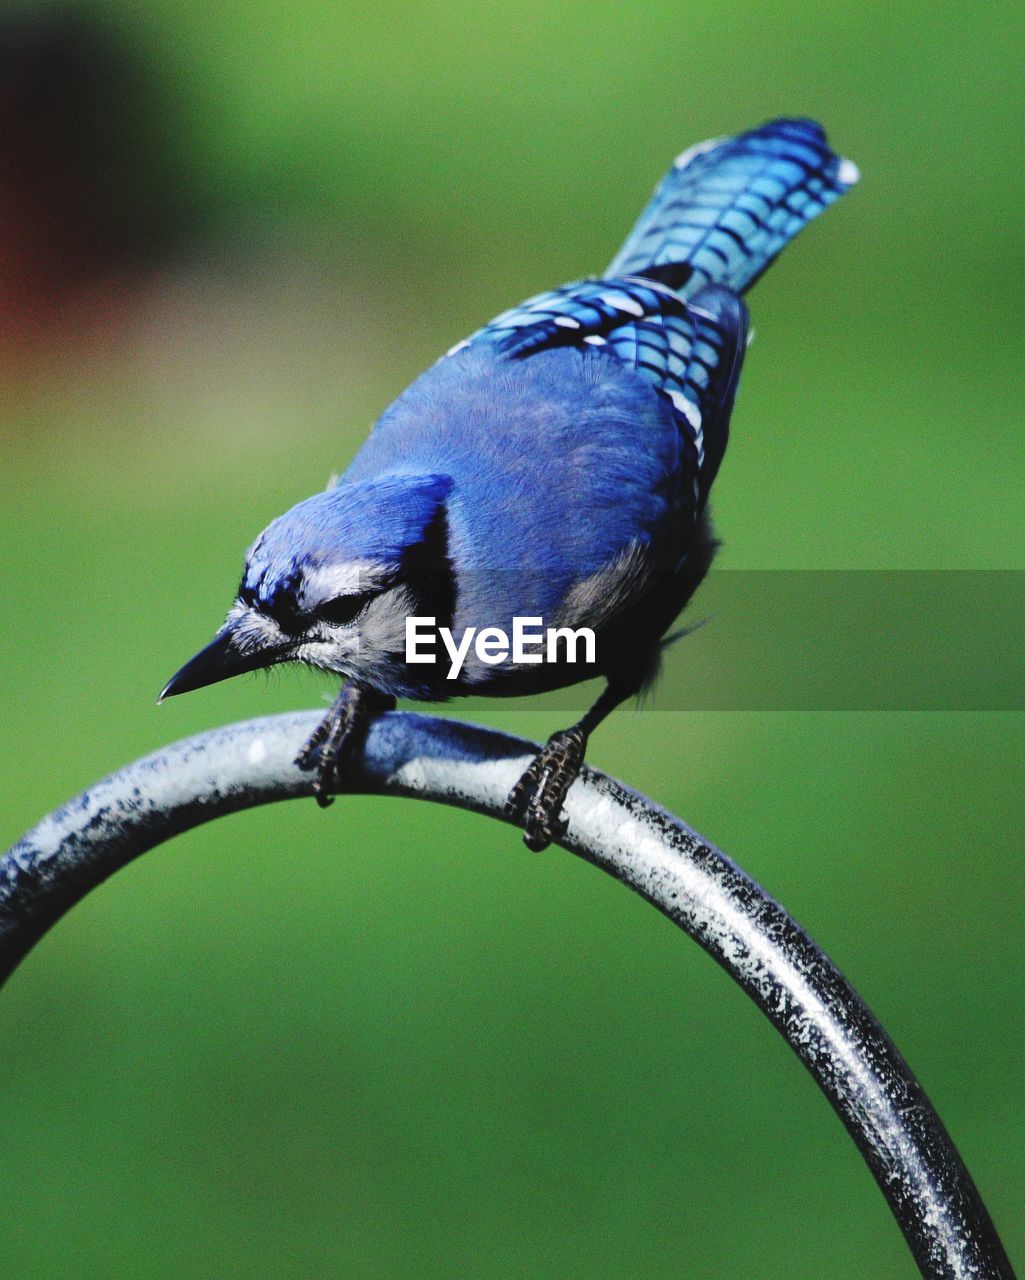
[
  {"xmin": 506, "ymin": 728, "xmax": 586, "ymax": 851},
  {"xmin": 300, "ymin": 741, "xmax": 339, "ymax": 806},
  {"xmin": 313, "ymin": 778, "xmax": 336, "ymax": 808},
  {"xmin": 522, "ymin": 828, "xmax": 550, "ymax": 854},
  {"xmin": 295, "ymin": 718, "xmax": 331, "ymax": 772},
  {"xmin": 504, "ymin": 761, "xmax": 541, "ymax": 821},
  {"xmin": 294, "ymin": 684, "xmax": 395, "ymax": 808}
]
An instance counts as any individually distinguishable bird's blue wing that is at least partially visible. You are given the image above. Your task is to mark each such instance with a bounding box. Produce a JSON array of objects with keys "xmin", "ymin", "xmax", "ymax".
[
  {"xmin": 606, "ymin": 118, "xmax": 858, "ymax": 298},
  {"xmin": 458, "ymin": 275, "xmax": 748, "ymax": 512}
]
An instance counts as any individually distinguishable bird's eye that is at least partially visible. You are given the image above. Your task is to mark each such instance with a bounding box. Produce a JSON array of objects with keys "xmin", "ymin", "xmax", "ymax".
[{"xmin": 315, "ymin": 593, "xmax": 371, "ymax": 626}]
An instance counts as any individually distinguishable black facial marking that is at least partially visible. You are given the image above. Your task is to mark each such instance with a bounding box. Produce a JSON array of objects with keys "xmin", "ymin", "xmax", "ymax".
[
  {"xmin": 265, "ymin": 591, "xmax": 304, "ymax": 634},
  {"xmin": 402, "ymin": 501, "xmax": 455, "ymax": 632}
]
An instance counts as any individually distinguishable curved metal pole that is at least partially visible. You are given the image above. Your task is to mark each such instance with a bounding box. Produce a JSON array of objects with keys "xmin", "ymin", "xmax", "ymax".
[{"xmin": 0, "ymin": 710, "xmax": 1015, "ymax": 1280}]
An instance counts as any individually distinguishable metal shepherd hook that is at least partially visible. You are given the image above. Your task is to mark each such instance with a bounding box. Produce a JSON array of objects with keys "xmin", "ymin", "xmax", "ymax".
[{"xmin": 0, "ymin": 710, "xmax": 1015, "ymax": 1280}]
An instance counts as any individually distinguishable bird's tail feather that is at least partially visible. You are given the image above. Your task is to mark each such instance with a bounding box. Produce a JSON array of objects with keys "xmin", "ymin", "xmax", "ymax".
[{"xmin": 607, "ymin": 118, "xmax": 858, "ymax": 299}]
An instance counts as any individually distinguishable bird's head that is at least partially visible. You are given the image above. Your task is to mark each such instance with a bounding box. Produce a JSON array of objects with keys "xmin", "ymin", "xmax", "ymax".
[{"xmin": 160, "ymin": 473, "xmax": 453, "ymax": 701}]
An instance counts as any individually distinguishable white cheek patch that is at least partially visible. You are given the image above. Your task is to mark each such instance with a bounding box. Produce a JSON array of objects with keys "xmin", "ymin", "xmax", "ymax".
[
  {"xmin": 361, "ymin": 585, "xmax": 420, "ymax": 654},
  {"xmin": 296, "ymin": 638, "xmax": 357, "ymax": 676},
  {"xmin": 297, "ymin": 585, "xmax": 419, "ymax": 684}
]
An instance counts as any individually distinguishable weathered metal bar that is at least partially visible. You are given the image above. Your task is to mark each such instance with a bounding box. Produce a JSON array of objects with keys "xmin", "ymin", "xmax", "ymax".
[{"xmin": 0, "ymin": 711, "xmax": 1014, "ymax": 1279}]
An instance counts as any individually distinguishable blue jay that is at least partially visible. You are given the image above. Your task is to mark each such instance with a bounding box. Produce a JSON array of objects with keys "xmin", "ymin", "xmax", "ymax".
[{"xmin": 161, "ymin": 119, "xmax": 858, "ymax": 849}]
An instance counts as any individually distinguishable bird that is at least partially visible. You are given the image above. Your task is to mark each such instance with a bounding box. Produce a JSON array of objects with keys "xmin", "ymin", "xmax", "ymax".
[{"xmin": 160, "ymin": 118, "xmax": 858, "ymax": 850}]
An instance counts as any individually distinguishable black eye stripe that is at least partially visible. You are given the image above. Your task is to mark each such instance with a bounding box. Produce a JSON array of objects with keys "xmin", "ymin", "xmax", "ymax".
[{"xmin": 315, "ymin": 593, "xmax": 373, "ymax": 626}]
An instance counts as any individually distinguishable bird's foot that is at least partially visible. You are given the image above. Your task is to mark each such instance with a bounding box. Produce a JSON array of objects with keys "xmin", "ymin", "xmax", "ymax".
[
  {"xmin": 296, "ymin": 685, "xmax": 394, "ymax": 807},
  {"xmin": 506, "ymin": 726, "xmax": 588, "ymax": 851}
]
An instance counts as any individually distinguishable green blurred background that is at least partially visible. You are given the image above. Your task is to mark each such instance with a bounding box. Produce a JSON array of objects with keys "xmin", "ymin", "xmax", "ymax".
[{"xmin": 1, "ymin": 2, "xmax": 1022, "ymax": 1276}]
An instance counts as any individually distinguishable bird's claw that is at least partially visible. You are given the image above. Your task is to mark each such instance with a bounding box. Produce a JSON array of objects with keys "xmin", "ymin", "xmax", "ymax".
[
  {"xmin": 295, "ymin": 708, "xmax": 352, "ymax": 807},
  {"xmin": 505, "ymin": 726, "xmax": 587, "ymax": 851},
  {"xmin": 296, "ymin": 685, "xmax": 391, "ymax": 807}
]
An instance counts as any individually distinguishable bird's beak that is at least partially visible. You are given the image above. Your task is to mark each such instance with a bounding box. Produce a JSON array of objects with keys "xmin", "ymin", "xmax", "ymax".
[{"xmin": 159, "ymin": 623, "xmax": 292, "ymax": 702}]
